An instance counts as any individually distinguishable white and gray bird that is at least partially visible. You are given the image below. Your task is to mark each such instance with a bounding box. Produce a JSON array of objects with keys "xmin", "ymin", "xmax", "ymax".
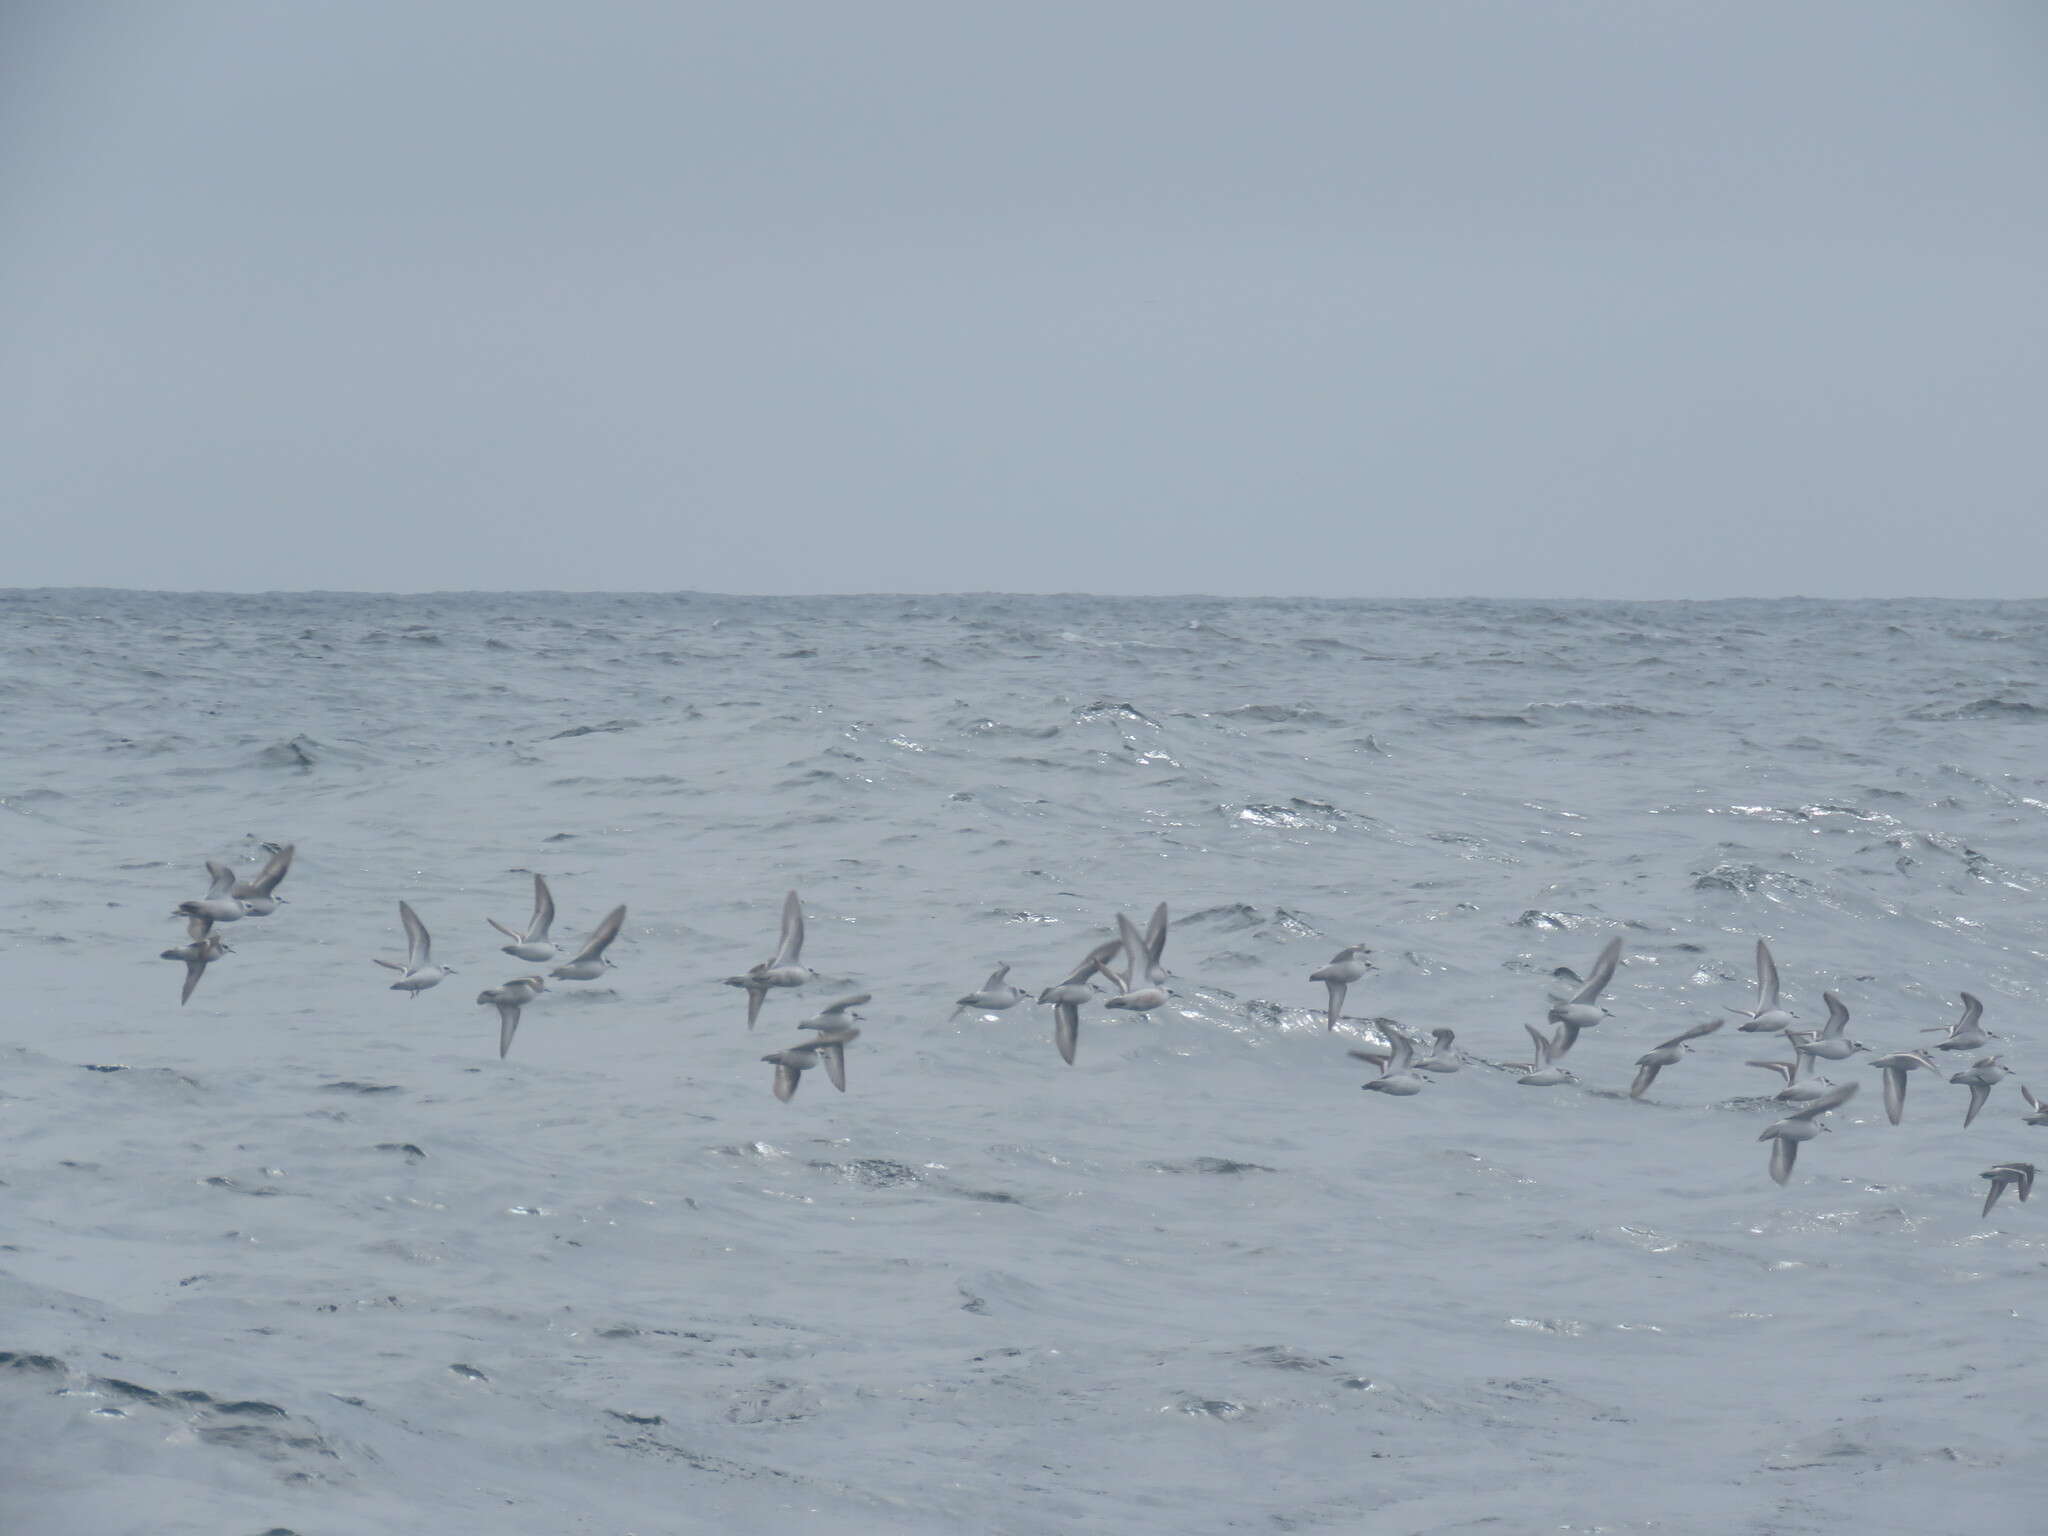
[
  {"xmin": 1102, "ymin": 905, "xmax": 1170, "ymax": 1014},
  {"xmin": 1980, "ymin": 1161, "xmax": 2037, "ymax": 1217},
  {"xmin": 1516, "ymin": 1022, "xmax": 1576, "ymax": 1087},
  {"xmin": 1360, "ymin": 1026, "xmax": 1426, "ymax": 1097},
  {"xmin": 799, "ymin": 997, "xmax": 867, "ymax": 1092},
  {"xmin": 1037, "ymin": 938, "xmax": 1122, "ymax": 1065},
  {"xmin": 951, "ymin": 964, "xmax": 1025, "ymax": 1021},
  {"xmin": 551, "ymin": 904, "xmax": 626, "ymax": 981},
  {"xmin": 1310, "ymin": 945, "xmax": 1372, "ymax": 1032},
  {"xmin": 1414, "ymin": 1027, "xmax": 1463, "ymax": 1074},
  {"xmin": 2020, "ymin": 1085, "xmax": 2048, "ymax": 1127},
  {"xmin": 1735, "ymin": 939, "xmax": 1797, "ymax": 1033},
  {"xmin": 1788, "ymin": 992, "xmax": 1867, "ymax": 1067},
  {"xmin": 1868, "ymin": 1050, "xmax": 1941, "ymax": 1125},
  {"xmin": 763, "ymin": 1042, "xmax": 822, "ymax": 1102},
  {"xmin": 229, "ymin": 843, "xmax": 294, "ymax": 916},
  {"xmin": 174, "ymin": 860, "xmax": 248, "ymax": 927},
  {"xmin": 1745, "ymin": 1059, "xmax": 1836, "ymax": 1104},
  {"xmin": 373, "ymin": 901, "xmax": 452, "ymax": 996},
  {"xmin": 1628, "ymin": 1018, "xmax": 1723, "ymax": 1098},
  {"xmin": 1758, "ymin": 1080, "xmax": 1858, "ymax": 1185},
  {"xmin": 488, "ymin": 873, "xmax": 558, "ymax": 963},
  {"xmin": 1926, "ymin": 992, "xmax": 1994, "ymax": 1053},
  {"xmin": 479, "ymin": 975, "xmax": 547, "ymax": 1059},
  {"xmin": 1950, "ymin": 1055, "xmax": 2007, "ymax": 1128},
  {"xmin": 159, "ymin": 915, "xmax": 230, "ymax": 1005},
  {"xmin": 1548, "ymin": 936, "xmax": 1622, "ymax": 1053},
  {"xmin": 723, "ymin": 889, "xmax": 813, "ymax": 1028}
]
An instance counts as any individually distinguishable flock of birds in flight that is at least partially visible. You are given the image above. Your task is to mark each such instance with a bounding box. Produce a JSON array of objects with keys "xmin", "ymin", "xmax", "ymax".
[{"xmin": 161, "ymin": 854, "xmax": 2038, "ymax": 1215}]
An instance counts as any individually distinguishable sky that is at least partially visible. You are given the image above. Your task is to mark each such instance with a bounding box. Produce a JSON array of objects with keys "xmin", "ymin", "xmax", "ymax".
[{"xmin": 4, "ymin": 1, "xmax": 2046, "ymax": 597}]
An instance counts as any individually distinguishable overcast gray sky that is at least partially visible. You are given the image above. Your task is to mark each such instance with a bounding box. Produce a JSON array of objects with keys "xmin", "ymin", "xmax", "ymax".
[{"xmin": 5, "ymin": 2, "xmax": 2045, "ymax": 596}]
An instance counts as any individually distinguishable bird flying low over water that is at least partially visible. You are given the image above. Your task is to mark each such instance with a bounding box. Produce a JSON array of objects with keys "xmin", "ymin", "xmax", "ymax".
[
  {"xmin": 1548, "ymin": 935, "xmax": 1622, "ymax": 1054},
  {"xmin": 480, "ymin": 975, "xmax": 546, "ymax": 1058},
  {"xmin": 551, "ymin": 904, "xmax": 626, "ymax": 981},
  {"xmin": 1515, "ymin": 1023, "xmax": 1576, "ymax": 1087},
  {"xmin": 1927, "ymin": 992, "xmax": 1993, "ymax": 1052},
  {"xmin": 374, "ymin": 901, "xmax": 452, "ymax": 996},
  {"xmin": 230, "ymin": 843, "xmax": 293, "ymax": 916},
  {"xmin": 763, "ymin": 1042, "xmax": 821, "ymax": 1102},
  {"xmin": 1868, "ymin": 1051, "xmax": 1941, "ymax": 1125},
  {"xmin": 1309, "ymin": 945, "xmax": 1371, "ymax": 1032},
  {"xmin": 1980, "ymin": 1162, "xmax": 2036, "ymax": 1217},
  {"xmin": 1758, "ymin": 1081, "xmax": 1857, "ymax": 1185},
  {"xmin": 1735, "ymin": 940, "xmax": 1797, "ymax": 1033},
  {"xmin": 1103, "ymin": 905, "xmax": 1170, "ymax": 1014},
  {"xmin": 724, "ymin": 889, "xmax": 812, "ymax": 1028},
  {"xmin": 1788, "ymin": 992, "xmax": 1867, "ymax": 1069},
  {"xmin": 489, "ymin": 873, "xmax": 557, "ymax": 962},
  {"xmin": 799, "ymin": 997, "xmax": 866, "ymax": 1091},
  {"xmin": 175, "ymin": 861, "xmax": 248, "ymax": 926},
  {"xmin": 1950, "ymin": 1055, "xmax": 2007, "ymax": 1128},
  {"xmin": 1628, "ymin": 1017, "xmax": 1722, "ymax": 1099},
  {"xmin": 1038, "ymin": 937, "xmax": 1121, "ymax": 1065},
  {"xmin": 1361, "ymin": 1026, "xmax": 1426, "ymax": 1097},
  {"xmin": 160, "ymin": 915, "xmax": 230, "ymax": 1005},
  {"xmin": 951, "ymin": 964, "xmax": 1025, "ymax": 1021}
]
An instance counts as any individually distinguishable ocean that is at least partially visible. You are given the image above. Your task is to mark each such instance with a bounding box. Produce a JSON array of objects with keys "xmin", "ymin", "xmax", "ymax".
[{"xmin": 4, "ymin": 589, "xmax": 2047, "ymax": 1534}]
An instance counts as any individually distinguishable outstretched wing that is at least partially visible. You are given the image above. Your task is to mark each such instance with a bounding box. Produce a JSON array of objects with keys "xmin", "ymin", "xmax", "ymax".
[
  {"xmin": 1571, "ymin": 936, "xmax": 1623, "ymax": 1006},
  {"xmin": 773, "ymin": 890, "xmax": 805, "ymax": 967},
  {"xmin": 399, "ymin": 901, "xmax": 431, "ymax": 968},
  {"xmin": 1821, "ymin": 992, "xmax": 1849, "ymax": 1038},
  {"xmin": 204, "ymin": 860, "xmax": 237, "ymax": 899},
  {"xmin": 1143, "ymin": 903, "xmax": 1169, "ymax": 975},
  {"xmin": 573, "ymin": 905, "xmax": 626, "ymax": 962},
  {"xmin": 1788, "ymin": 1080, "xmax": 1858, "ymax": 1120},
  {"xmin": 1755, "ymin": 940, "xmax": 1781, "ymax": 1013},
  {"xmin": 528, "ymin": 874, "xmax": 555, "ymax": 941},
  {"xmin": 249, "ymin": 843, "xmax": 294, "ymax": 895},
  {"xmin": 1659, "ymin": 1018, "xmax": 1724, "ymax": 1050}
]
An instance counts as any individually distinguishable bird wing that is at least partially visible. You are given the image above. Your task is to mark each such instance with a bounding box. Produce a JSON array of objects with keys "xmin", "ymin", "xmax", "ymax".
[
  {"xmin": 982, "ymin": 964, "xmax": 1010, "ymax": 991},
  {"xmin": 497, "ymin": 1001, "xmax": 522, "ymax": 1059},
  {"xmin": 572, "ymin": 905, "xmax": 626, "ymax": 962},
  {"xmin": 1570, "ymin": 936, "xmax": 1623, "ymax": 1005},
  {"xmin": 1769, "ymin": 1136, "xmax": 1798, "ymax": 1186},
  {"xmin": 1054, "ymin": 1003, "xmax": 1079, "ymax": 1064},
  {"xmin": 180, "ymin": 956, "xmax": 208, "ymax": 1005},
  {"xmin": 250, "ymin": 842, "xmax": 294, "ymax": 895},
  {"xmin": 1821, "ymin": 992, "xmax": 1849, "ymax": 1039},
  {"xmin": 1143, "ymin": 903, "xmax": 1169, "ymax": 977},
  {"xmin": 772, "ymin": 889, "xmax": 805, "ymax": 967},
  {"xmin": 825, "ymin": 993, "xmax": 871, "ymax": 1016},
  {"xmin": 820, "ymin": 1042, "xmax": 848, "ymax": 1092},
  {"xmin": 1523, "ymin": 1022, "xmax": 1553, "ymax": 1069},
  {"xmin": 400, "ymin": 901, "xmax": 431, "ymax": 967},
  {"xmin": 1964, "ymin": 1080, "xmax": 1992, "ymax": 1128},
  {"xmin": 1754, "ymin": 940, "xmax": 1781, "ymax": 1013},
  {"xmin": 204, "ymin": 860, "xmax": 236, "ymax": 899},
  {"xmin": 528, "ymin": 874, "xmax": 555, "ymax": 941},
  {"xmin": 1660, "ymin": 1018, "xmax": 1724, "ymax": 1050},
  {"xmin": 1881, "ymin": 1066, "xmax": 1905, "ymax": 1126},
  {"xmin": 1629, "ymin": 1062, "xmax": 1659, "ymax": 1099},
  {"xmin": 1788, "ymin": 1081, "xmax": 1858, "ymax": 1120},
  {"xmin": 1115, "ymin": 913, "xmax": 1150, "ymax": 994}
]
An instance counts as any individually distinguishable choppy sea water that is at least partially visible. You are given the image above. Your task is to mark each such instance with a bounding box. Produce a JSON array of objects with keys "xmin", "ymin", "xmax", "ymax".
[{"xmin": 5, "ymin": 589, "xmax": 2048, "ymax": 1535}]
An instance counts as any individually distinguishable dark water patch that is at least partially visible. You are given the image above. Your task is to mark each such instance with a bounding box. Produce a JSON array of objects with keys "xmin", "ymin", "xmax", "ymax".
[
  {"xmin": 1908, "ymin": 697, "xmax": 2048, "ymax": 721},
  {"xmin": 809, "ymin": 1159, "xmax": 924, "ymax": 1189},
  {"xmin": 1146, "ymin": 1157, "xmax": 1278, "ymax": 1175},
  {"xmin": 320, "ymin": 1081, "xmax": 401, "ymax": 1094},
  {"xmin": 551, "ymin": 719, "xmax": 641, "ymax": 739},
  {"xmin": 1691, "ymin": 864, "xmax": 1820, "ymax": 897}
]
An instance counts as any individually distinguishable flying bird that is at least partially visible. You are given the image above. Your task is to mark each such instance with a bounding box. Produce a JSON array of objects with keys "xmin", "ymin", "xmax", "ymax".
[
  {"xmin": 551, "ymin": 904, "xmax": 626, "ymax": 981},
  {"xmin": 723, "ymin": 889, "xmax": 812, "ymax": 1028},
  {"xmin": 489, "ymin": 873, "xmax": 558, "ymax": 963},
  {"xmin": 951, "ymin": 964, "xmax": 1025, "ymax": 1021},
  {"xmin": 1757, "ymin": 1081, "xmax": 1858, "ymax": 1186},
  {"xmin": 159, "ymin": 915, "xmax": 230, "ymax": 1005},
  {"xmin": 1548, "ymin": 935, "xmax": 1622, "ymax": 1053},
  {"xmin": 374, "ymin": 902, "xmax": 452, "ymax": 996},
  {"xmin": 1309, "ymin": 945, "xmax": 1372, "ymax": 1032},
  {"xmin": 1735, "ymin": 940, "xmax": 1797, "ymax": 1033},
  {"xmin": 1628, "ymin": 1017, "xmax": 1723, "ymax": 1099},
  {"xmin": 479, "ymin": 975, "xmax": 547, "ymax": 1059},
  {"xmin": 1868, "ymin": 1050, "xmax": 1940, "ymax": 1126},
  {"xmin": 230, "ymin": 843, "xmax": 294, "ymax": 916}
]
